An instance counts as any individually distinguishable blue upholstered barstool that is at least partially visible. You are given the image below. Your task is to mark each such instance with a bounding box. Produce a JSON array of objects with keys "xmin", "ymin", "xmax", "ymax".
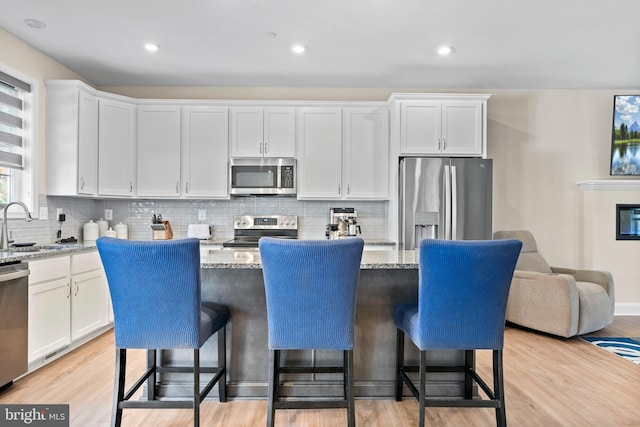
[
  {"xmin": 96, "ymin": 237, "xmax": 229, "ymax": 427},
  {"xmin": 259, "ymin": 237, "xmax": 365, "ymax": 427},
  {"xmin": 394, "ymin": 238, "xmax": 522, "ymax": 427}
]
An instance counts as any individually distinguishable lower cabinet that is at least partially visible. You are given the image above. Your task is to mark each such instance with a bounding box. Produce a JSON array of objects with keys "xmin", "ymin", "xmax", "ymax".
[
  {"xmin": 28, "ymin": 257, "xmax": 71, "ymax": 363},
  {"xmin": 70, "ymin": 252, "xmax": 110, "ymax": 341},
  {"xmin": 28, "ymin": 252, "xmax": 110, "ymax": 365}
]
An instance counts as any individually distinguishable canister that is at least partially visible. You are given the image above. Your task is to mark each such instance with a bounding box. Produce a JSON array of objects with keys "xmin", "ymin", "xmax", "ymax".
[
  {"xmin": 114, "ymin": 222, "xmax": 128, "ymax": 239},
  {"xmin": 96, "ymin": 218, "xmax": 109, "ymax": 236},
  {"xmin": 83, "ymin": 220, "xmax": 99, "ymax": 243},
  {"xmin": 104, "ymin": 227, "xmax": 117, "ymax": 238}
]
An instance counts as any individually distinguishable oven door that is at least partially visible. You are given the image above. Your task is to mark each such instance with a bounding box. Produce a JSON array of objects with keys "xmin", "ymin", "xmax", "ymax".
[{"xmin": 229, "ymin": 158, "xmax": 296, "ymax": 195}]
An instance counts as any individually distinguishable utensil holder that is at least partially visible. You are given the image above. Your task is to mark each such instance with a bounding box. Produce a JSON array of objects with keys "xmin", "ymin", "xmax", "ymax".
[{"xmin": 151, "ymin": 220, "xmax": 173, "ymax": 240}]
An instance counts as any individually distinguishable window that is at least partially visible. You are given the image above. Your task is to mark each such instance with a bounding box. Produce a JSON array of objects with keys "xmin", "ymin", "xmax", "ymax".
[{"xmin": 0, "ymin": 66, "xmax": 37, "ymax": 216}]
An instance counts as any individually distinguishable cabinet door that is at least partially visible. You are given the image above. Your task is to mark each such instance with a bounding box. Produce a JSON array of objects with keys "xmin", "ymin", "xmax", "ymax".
[
  {"xmin": 296, "ymin": 108, "xmax": 342, "ymax": 199},
  {"xmin": 98, "ymin": 98, "xmax": 136, "ymax": 196},
  {"xmin": 441, "ymin": 101, "xmax": 483, "ymax": 155},
  {"xmin": 182, "ymin": 107, "xmax": 229, "ymax": 198},
  {"xmin": 28, "ymin": 277, "xmax": 71, "ymax": 362},
  {"xmin": 77, "ymin": 89, "xmax": 98, "ymax": 195},
  {"xmin": 230, "ymin": 107, "xmax": 264, "ymax": 157},
  {"xmin": 343, "ymin": 108, "xmax": 389, "ymax": 199},
  {"xmin": 400, "ymin": 101, "xmax": 441, "ymax": 154},
  {"xmin": 71, "ymin": 269, "xmax": 109, "ymax": 341},
  {"xmin": 137, "ymin": 106, "xmax": 181, "ymax": 197},
  {"xmin": 263, "ymin": 107, "xmax": 295, "ymax": 157}
]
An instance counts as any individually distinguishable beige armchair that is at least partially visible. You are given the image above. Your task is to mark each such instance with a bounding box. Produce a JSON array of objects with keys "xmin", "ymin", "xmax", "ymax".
[{"xmin": 493, "ymin": 230, "xmax": 614, "ymax": 338}]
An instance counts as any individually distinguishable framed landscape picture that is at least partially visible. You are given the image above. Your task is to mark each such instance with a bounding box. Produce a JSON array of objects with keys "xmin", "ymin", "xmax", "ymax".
[{"xmin": 611, "ymin": 95, "xmax": 640, "ymax": 175}]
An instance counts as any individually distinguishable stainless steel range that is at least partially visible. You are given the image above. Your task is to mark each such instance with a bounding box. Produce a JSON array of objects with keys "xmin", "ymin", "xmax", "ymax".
[{"xmin": 223, "ymin": 215, "xmax": 298, "ymax": 248}]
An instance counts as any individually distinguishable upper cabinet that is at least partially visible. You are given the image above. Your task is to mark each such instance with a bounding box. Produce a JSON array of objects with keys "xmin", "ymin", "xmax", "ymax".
[
  {"xmin": 296, "ymin": 108, "xmax": 343, "ymax": 199},
  {"xmin": 181, "ymin": 106, "xmax": 229, "ymax": 198},
  {"xmin": 343, "ymin": 108, "xmax": 389, "ymax": 199},
  {"xmin": 230, "ymin": 107, "xmax": 295, "ymax": 158},
  {"xmin": 136, "ymin": 105, "xmax": 182, "ymax": 197},
  {"xmin": 394, "ymin": 94, "xmax": 490, "ymax": 157},
  {"xmin": 98, "ymin": 98, "xmax": 136, "ymax": 197},
  {"xmin": 296, "ymin": 106, "xmax": 390, "ymax": 200},
  {"xmin": 45, "ymin": 81, "xmax": 98, "ymax": 196}
]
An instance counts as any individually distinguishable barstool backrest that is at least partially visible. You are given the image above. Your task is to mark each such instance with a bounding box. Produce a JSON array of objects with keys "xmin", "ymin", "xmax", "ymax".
[
  {"xmin": 97, "ymin": 237, "xmax": 203, "ymax": 349},
  {"xmin": 259, "ymin": 237, "xmax": 364, "ymax": 350},
  {"xmin": 416, "ymin": 238, "xmax": 522, "ymax": 350}
]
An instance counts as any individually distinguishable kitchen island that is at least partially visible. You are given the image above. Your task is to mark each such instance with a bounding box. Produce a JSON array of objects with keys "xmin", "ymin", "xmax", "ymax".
[{"xmin": 157, "ymin": 248, "xmax": 469, "ymax": 401}]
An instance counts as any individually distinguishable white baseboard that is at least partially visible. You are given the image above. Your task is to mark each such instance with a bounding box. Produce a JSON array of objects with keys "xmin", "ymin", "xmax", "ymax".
[{"xmin": 614, "ymin": 303, "xmax": 640, "ymax": 316}]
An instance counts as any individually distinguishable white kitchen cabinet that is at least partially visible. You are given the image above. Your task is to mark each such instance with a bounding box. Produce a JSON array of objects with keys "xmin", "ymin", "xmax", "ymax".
[
  {"xmin": 28, "ymin": 252, "xmax": 110, "ymax": 365},
  {"xmin": 342, "ymin": 108, "xmax": 389, "ymax": 199},
  {"xmin": 296, "ymin": 108, "xmax": 343, "ymax": 199},
  {"xmin": 28, "ymin": 257, "xmax": 71, "ymax": 363},
  {"xmin": 137, "ymin": 105, "xmax": 182, "ymax": 197},
  {"xmin": 297, "ymin": 107, "xmax": 390, "ymax": 200},
  {"xmin": 45, "ymin": 81, "xmax": 98, "ymax": 196},
  {"xmin": 70, "ymin": 252, "xmax": 109, "ymax": 341},
  {"xmin": 398, "ymin": 96, "xmax": 488, "ymax": 156},
  {"xmin": 230, "ymin": 107, "xmax": 295, "ymax": 157},
  {"xmin": 98, "ymin": 97, "xmax": 136, "ymax": 196},
  {"xmin": 181, "ymin": 106, "xmax": 229, "ymax": 198}
]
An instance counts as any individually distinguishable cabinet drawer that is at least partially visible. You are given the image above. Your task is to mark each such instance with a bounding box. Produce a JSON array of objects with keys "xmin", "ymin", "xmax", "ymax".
[
  {"xmin": 28, "ymin": 256, "xmax": 70, "ymax": 285},
  {"xmin": 71, "ymin": 251, "xmax": 102, "ymax": 275}
]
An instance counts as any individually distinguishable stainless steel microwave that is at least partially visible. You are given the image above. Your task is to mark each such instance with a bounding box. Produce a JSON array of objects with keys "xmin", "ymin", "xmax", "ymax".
[{"xmin": 229, "ymin": 158, "xmax": 296, "ymax": 196}]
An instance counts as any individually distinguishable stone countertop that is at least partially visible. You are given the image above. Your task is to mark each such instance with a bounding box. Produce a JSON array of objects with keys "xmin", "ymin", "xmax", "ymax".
[
  {"xmin": 0, "ymin": 243, "xmax": 97, "ymax": 264},
  {"xmin": 200, "ymin": 248, "xmax": 417, "ymax": 269},
  {"xmin": 199, "ymin": 238, "xmax": 396, "ymax": 246}
]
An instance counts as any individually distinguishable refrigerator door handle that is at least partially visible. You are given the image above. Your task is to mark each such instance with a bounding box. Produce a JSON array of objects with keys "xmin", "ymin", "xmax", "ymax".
[
  {"xmin": 444, "ymin": 165, "xmax": 451, "ymax": 240},
  {"xmin": 451, "ymin": 165, "xmax": 458, "ymax": 240}
]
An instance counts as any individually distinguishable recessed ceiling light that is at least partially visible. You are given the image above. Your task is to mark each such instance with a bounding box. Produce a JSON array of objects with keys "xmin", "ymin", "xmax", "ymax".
[
  {"xmin": 437, "ymin": 45, "xmax": 455, "ymax": 56},
  {"xmin": 24, "ymin": 18, "xmax": 46, "ymax": 29},
  {"xmin": 144, "ymin": 43, "xmax": 159, "ymax": 52},
  {"xmin": 291, "ymin": 44, "xmax": 306, "ymax": 54}
]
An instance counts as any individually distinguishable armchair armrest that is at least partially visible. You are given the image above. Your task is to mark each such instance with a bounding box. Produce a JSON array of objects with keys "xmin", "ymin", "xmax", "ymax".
[
  {"xmin": 550, "ymin": 267, "xmax": 614, "ymax": 296},
  {"xmin": 507, "ymin": 270, "xmax": 579, "ymax": 338},
  {"xmin": 551, "ymin": 266, "xmax": 615, "ymax": 323}
]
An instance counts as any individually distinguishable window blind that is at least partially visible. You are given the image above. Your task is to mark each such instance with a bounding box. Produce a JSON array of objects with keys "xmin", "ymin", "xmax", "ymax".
[{"xmin": 0, "ymin": 71, "xmax": 31, "ymax": 170}]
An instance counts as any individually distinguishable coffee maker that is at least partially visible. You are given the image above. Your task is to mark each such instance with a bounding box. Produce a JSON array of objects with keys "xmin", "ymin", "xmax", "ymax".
[{"xmin": 326, "ymin": 208, "xmax": 361, "ymax": 239}]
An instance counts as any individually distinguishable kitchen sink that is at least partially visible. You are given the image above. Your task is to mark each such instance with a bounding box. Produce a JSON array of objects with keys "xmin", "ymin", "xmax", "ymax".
[{"xmin": 1, "ymin": 243, "xmax": 85, "ymax": 253}]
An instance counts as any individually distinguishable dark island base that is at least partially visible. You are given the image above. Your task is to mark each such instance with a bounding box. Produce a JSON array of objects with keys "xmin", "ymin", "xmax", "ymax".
[{"xmin": 156, "ymin": 268, "xmax": 468, "ymax": 400}]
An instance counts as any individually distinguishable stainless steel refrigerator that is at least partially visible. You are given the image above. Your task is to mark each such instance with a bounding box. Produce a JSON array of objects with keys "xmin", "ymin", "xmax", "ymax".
[{"xmin": 399, "ymin": 157, "xmax": 492, "ymax": 250}]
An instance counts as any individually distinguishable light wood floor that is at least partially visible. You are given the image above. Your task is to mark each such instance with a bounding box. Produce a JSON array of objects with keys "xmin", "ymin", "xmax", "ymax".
[{"xmin": 1, "ymin": 317, "xmax": 639, "ymax": 426}]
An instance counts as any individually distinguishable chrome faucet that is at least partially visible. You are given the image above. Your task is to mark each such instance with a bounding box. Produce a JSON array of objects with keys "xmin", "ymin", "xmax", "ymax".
[{"xmin": 1, "ymin": 201, "xmax": 33, "ymax": 250}]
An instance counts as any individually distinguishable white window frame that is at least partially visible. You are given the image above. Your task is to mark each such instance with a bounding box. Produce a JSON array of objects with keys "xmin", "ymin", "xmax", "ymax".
[{"xmin": 0, "ymin": 62, "xmax": 39, "ymax": 219}]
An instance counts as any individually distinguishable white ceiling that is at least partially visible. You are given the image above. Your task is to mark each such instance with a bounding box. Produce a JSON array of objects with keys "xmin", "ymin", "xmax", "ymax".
[{"xmin": 1, "ymin": 0, "xmax": 639, "ymax": 89}]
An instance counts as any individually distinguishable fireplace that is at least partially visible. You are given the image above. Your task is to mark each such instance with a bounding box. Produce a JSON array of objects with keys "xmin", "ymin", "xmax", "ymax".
[{"xmin": 616, "ymin": 204, "xmax": 640, "ymax": 240}]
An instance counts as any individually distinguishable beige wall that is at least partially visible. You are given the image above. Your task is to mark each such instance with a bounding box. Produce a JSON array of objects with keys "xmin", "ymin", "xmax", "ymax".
[
  {"xmin": 0, "ymin": 28, "xmax": 88, "ymax": 192},
  {"xmin": 2, "ymin": 27, "xmax": 638, "ymax": 306}
]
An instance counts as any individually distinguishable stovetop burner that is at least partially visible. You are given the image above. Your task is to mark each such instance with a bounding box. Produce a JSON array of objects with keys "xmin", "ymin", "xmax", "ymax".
[{"xmin": 223, "ymin": 215, "xmax": 298, "ymax": 248}]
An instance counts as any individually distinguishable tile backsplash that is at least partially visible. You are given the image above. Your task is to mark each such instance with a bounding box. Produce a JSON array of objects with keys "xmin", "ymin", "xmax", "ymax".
[{"xmin": 6, "ymin": 195, "xmax": 388, "ymax": 244}]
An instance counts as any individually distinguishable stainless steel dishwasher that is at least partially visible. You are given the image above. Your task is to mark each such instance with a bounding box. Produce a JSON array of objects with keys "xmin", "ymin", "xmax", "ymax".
[{"xmin": 0, "ymin": 262, "xmax": 29, "ymax": 388}]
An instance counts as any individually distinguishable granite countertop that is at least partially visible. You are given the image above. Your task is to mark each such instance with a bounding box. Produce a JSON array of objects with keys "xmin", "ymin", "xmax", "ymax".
[
  {"xmin": 200, "ymin": 248, "xmax": 417, "ymax": 269},
  {"xmin": 0, "ymin": 243, "xmax": 97, "ymax": 264}
]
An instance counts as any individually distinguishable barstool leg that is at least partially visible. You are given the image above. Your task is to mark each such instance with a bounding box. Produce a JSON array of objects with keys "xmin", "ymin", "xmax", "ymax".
[
  {"xmin": 494, "ymin": 350, "xmax": 507, "ymax": 427},
  {"xmin": 464, "ymin": 350, "xmax": 474, "ymax": 399},
  {"xmin": 112, "ymin": 348, "xmax": 126, "ymax": 427},
  {"xmin": 266, "ymin": 350, "xmax": 279, "ymax": 427},
  {"xmin": 395, "ymin": 329, "xmax": 405, "ymax": 401},
  {"xmin": 218, "ymin": 326, "xmax": 227, "ymax": 402},
  {"xmin": 194, "ymin": 349, "xmax": 200, "ymax": 427},
  {"xmin": 419, "ymin": 351, "xmax": 427, "ymax": 427},
  {"xmin": 147, "ymin": 349, "xmax": 157, "ymax": 400},
  {"xmin": 346, "ymin": 350, "xmax": 355, "ymax": 427}
]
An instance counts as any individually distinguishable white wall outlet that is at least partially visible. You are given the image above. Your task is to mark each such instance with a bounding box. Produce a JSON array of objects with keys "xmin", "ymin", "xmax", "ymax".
[
  {"xmin": 39, "ymin": 206, "xmax": 49, "ymax": 220},
  {"xmin": 198, "ymin": 209, "xmax": 206, "ymax": 221},
  {"xmin": 105, "ymin": 209, "xmax": 113, "ymax": 220},
  {"xmin": 56, "ymin": 208, "xmax": 63, "ymax": 217}
]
